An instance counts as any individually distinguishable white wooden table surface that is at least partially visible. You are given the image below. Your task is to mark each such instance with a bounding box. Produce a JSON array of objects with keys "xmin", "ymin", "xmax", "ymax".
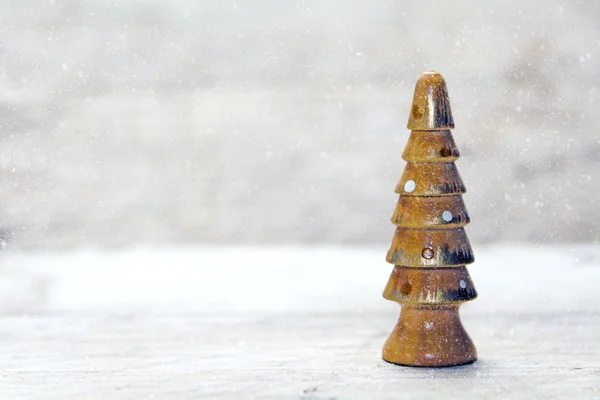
[{"xmin": 0, "ymin": 245, "xmax": 598, "ymax": 399}]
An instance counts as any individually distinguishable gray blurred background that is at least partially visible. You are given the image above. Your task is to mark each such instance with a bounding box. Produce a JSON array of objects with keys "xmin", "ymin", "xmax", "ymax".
[{"xmin": 0, "ymin": 0, "xmax": 598, "ymax": 250}]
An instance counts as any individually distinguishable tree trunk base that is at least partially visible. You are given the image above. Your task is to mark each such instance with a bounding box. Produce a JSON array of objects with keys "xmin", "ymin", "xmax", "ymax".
[{"xmin": 382, "ymin": 304, "xmax": 477, "ymax": 367}]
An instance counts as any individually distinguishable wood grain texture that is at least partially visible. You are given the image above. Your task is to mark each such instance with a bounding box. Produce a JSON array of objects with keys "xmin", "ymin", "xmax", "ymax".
[
  {"xmin": 0, "ymin": 246, "xmax": 597, "ymax": 399},
  {"xmin": 0, "ymin": 311, "xmax": 597, "ymax": 399}
]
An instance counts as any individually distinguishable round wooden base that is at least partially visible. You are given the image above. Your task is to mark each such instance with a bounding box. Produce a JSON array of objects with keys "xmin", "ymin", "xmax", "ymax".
[{"xmin": 382, "ymin": 304, "xmax": 477, "ymax": 367}]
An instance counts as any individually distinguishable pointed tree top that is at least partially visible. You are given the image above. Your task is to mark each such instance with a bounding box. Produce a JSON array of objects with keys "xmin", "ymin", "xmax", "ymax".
[{"xmin": 407, "ymin": 71, "xmax": 455, "ymax": 130}]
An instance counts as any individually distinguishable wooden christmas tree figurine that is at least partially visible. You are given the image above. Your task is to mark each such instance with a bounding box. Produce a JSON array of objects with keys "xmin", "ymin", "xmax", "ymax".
[{"xmin": 382, "ymin": 71, "xmax": 477, "ymax": 367}]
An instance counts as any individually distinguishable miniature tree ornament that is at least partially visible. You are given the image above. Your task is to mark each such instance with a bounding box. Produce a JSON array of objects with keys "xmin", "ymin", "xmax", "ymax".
[{"xmin": 382, "ymin": 71, "xmax": 477, "ymax": 367}]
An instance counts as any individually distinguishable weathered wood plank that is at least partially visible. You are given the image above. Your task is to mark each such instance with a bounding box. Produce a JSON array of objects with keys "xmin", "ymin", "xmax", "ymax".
[{"xmin": 0, "ymin": 246, "xmax": 597, "ymax": 398}]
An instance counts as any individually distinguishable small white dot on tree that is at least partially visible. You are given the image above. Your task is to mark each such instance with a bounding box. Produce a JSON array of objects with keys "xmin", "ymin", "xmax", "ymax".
[
  {"xmin": 442, "ymin": 210, "xmax": 453, "ymax": 222},
  {"xmin": 404, "ymin": 180, "xmax": 416, "ymax": 193},
  {"xmin": 460, "ymin": 280, "xmax": 467, "ymax": 289}
]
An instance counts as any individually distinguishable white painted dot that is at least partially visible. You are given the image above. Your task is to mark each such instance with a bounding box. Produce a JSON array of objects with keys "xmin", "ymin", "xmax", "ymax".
[
  {"xmin": 404, "ymin": 180, "xmax": 416, "ymax": 193},
  {"xmin": 460, "ymin": 280, "xmax": 467, "ymax": 289},
  {"xmin": 442, "ymin": 210, "xmax": 453, "ymax": 222},
  {"xmin": 424, "ymin": 322, "xmax": 434, "ymax": 330}
]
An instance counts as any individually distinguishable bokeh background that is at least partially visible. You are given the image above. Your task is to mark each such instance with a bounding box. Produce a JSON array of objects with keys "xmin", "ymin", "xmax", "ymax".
[{"xmin": 0, "ymin": 0, "xmax": 599, "ymax": 250}]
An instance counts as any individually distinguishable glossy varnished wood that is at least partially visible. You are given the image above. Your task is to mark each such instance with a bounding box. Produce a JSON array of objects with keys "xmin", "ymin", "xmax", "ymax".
[
  {"xmin": 383, "ymin": 305, "xmax": 477, "ymax": 367},
  {"xmin": 383, "ymin": 266, "xmax": 477, "ymax": 304},
  {"xmin": 384, "ymin": 71, "xmax": 477, "ymax": 367},
  {"xmin": 394, "ymin": 163, "xmax": 466, "ymax": 196},
  {"xmin": 392, "ymin": 196, "xmax": 470, "ymax": 228},
  {"xmin": 402, "ymin": 130, "xmax": 460, "ymax": 162},
  {"xmin": 386, "ymin": 227, "xmax": 474, "ymax": 267}
]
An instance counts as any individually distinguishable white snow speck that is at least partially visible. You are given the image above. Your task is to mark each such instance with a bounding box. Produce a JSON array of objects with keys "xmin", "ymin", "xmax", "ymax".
[{"xmin": 424, "ymin": 322, "xmax": 434, "ymax": 330}]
